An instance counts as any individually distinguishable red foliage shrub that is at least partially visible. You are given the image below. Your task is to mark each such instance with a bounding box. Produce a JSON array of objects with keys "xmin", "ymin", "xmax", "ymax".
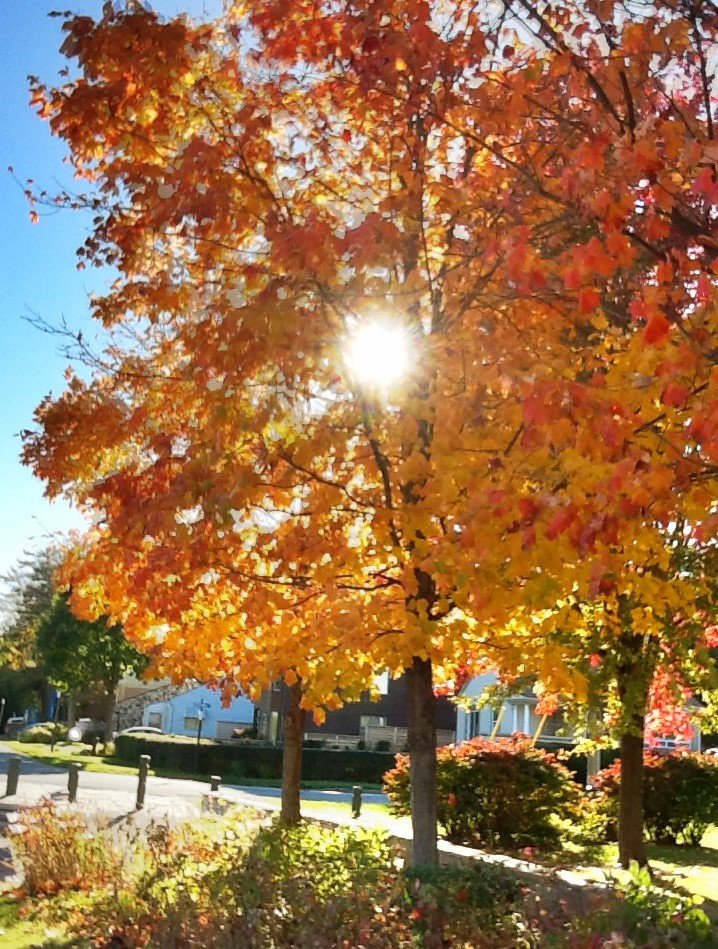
[
  {"xmin": 384, "ymin": 735, "xmax": 582, "ymax": 850},
  {"xmin": 592, "ymin": 750, "xmax": 718, "ymax": 845}
]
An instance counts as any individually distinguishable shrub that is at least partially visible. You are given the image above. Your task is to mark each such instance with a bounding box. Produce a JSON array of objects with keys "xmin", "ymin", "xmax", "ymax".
[
  {"xmin": 401, "ymin": 863, "xmax": 519, "ymax": 942},
  {"xmin": 384, "ymin": 735, "xmax": 582, "ymax": 850},
  {"xmin": 574, "ymin": 863, "xmax": 713, "ymax": 946},
  {"xmin": 12, "ymin": 800, "xmax": 120, "ymax": 896},
  {"xmin": 375, "ymin": 739, "xmax": 392, "ymax": 752},
  {"xmin": 18, "ymin": 722, "xmax": 69, "ymax": 744},
  {"xmin": 591, "ymin": 750, "xmax": 718, "ymax": 845},
  {"xmin": 114, "ymin": 733, "xmax": 395, "ymax": 783}
]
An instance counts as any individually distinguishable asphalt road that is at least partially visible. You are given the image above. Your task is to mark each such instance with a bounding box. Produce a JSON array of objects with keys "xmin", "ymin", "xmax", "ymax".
[{"xmin": 0, "ymin": 743, "xmax": 388, "ymax": 808}]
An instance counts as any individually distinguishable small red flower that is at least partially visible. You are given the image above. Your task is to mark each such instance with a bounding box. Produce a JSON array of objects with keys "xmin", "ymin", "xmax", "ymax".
[{"xmin": 448, "ymin": 792, "xmax": 458, "ymax": 807}]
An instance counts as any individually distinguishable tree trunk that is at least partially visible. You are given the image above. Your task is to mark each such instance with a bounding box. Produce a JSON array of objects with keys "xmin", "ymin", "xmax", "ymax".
[
  {"xmin": 67, "ymin": 692, "xmax": 78, "ymax": 728},
  {"xmin": 280, "ymin": 680, "xmax": 305, "ymax": 826},
  {"xmin": 406, "ymin": 656, "xmax": 438, "ymax": 867},
  {"xmin": 616, "ymin": 627, "xmax": 651, "ymax": 869},
  {"xmin": 103, "ymin": 686, "xmax": 116, "ymax": 744},
  {"xmin": 618, "ymin": 725, "xmax": 647, "ymax": 867}
]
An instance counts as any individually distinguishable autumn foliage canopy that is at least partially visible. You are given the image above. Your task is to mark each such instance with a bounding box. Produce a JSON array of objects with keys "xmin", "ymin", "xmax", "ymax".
[{"xmin": 23, "ymin": 1, "xmax": 717, "ymax": 728}]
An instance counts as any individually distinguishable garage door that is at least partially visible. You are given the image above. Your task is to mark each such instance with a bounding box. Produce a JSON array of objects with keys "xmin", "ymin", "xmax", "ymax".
[{"xmin": 215, "ymin": 720, "xmax": 253, "ymax": 741}]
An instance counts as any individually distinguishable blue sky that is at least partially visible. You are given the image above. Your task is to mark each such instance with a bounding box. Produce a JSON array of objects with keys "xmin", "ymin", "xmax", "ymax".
[{"xmin": 0, "ymin": 0, "xmax": 220, "ymax": 577}]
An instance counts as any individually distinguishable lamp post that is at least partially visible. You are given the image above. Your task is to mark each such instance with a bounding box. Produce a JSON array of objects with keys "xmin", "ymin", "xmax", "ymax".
[{"xmin": 194, "ymin": 699, "xmax": 211, "ymax": 773}]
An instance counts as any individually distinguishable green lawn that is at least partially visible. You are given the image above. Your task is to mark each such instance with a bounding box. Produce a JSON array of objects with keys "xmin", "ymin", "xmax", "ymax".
[
  {"xmin": 565, "ymin": 828, "xmax": 718, "ymax": 905},
  {"xmin": 0, "ymin": 895, "xmax": 71, "ymax": 948},
  {"xmin": 6, "ymin": 742, "xmax": 139, "ymax": 777}
]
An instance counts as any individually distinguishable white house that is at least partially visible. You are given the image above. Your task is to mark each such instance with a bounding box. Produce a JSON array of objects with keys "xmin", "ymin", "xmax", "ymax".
[
  {"xmin": 456, "ymin": 673, "xmax": 573, "ymax": 746},
  {"xmin": 142, "ymin": 685, "xmax": 256, "ymax": 740},
  {"xmin": 456, "ymin": 672, "xmax": 702, "ymax": 752}
]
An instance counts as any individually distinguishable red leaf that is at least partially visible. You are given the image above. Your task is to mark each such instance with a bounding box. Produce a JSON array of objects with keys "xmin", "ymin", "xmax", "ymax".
[
  {"xmin": 545, "ymin": 508, "xmax": 572, "ymax": 540},
  {"xmin": 579, "ymin": 287, "xmax": 600, "ymax": 314},
  {"xmin": 643, "ymin": 313, "xmax": 670, "ymax": 345},
  {"xmin": 661, "ymin": 383, "xmax": 690, "ymax": 408}
]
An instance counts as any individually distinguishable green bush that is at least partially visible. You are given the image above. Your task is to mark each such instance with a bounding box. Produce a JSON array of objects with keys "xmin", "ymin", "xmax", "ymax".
[
  {"xmin": 18, "ymin": 722, "xmax": 69, "ymax": 744},
  {"xmin": 114, "ymin": 733, "xmax": 395, "ymax": 783},
  {"xmin": 591, "ymin": 751, "xmax": 718, "ymax": 845},
  {"xmin": 384, "ymin": 735, "xmax": 582, "ymax": 850},
  {"xmin": 401, "ymin": 863, "xmax": 519, "ymax": 942}
]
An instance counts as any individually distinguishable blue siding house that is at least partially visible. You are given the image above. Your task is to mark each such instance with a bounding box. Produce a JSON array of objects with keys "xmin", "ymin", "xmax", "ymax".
[{"xmin": 142, "ymin": 684, "xmax": 256, "ymax": 740}]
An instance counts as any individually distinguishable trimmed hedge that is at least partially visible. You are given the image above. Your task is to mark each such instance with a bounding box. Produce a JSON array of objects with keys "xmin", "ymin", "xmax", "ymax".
[{"xmin": 114, "ymin": 733, "xmax": 395, "ymax": 784}]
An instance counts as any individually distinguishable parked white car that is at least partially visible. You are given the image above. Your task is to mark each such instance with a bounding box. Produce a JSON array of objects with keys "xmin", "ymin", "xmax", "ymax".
[{"xmin": 117, "ymin": 726, "xmax": 164, "ymax": 736}]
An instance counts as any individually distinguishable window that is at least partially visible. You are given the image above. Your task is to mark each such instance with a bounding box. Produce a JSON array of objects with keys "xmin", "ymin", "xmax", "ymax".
[
  {"xmin": 147, "ymin": 712, "xmax": 162, "ymax": 728},
  {"xmin": 359, "ymin": 715, "xmax": 387, "ymax": 730},
  {"xmin": 184, "ymin": 716, "xmax": 200, "ymax": 731},
  {"xmin": 467, "ymin": 707, "xmax": 494, "ymax": 739}
]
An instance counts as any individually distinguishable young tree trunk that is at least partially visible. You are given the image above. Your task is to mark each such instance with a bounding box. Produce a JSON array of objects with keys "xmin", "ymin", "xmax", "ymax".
[
  {"xmin": 618, "ymin": 723, "xmax": 647, "ymax": 867},
  {"xmin": 616, "ymin": 627, "xmax": 651, "ymax": 869},
  {"xmin": 406, "ymin": 656, "xmax": 438, "ymax": 867},
  {"xmin": 280, "ymin": 679, "xmax": 305, "ymax": 826},
  {"xmin": 103, "ymin": 686, "xmax": 116, "ymax": 743},
  {"xmin": 67, "ymin": 692, "xmax": 78, "ymax": 728}
]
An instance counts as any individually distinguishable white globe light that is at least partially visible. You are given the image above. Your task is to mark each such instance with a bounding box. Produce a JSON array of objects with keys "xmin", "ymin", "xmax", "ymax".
[{"xmin": 346, "ymin": 322, "xmax": 409, "ymax": 386}]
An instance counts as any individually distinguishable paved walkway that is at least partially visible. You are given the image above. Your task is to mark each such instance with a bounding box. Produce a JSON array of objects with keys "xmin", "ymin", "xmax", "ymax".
[{"xmin": 0, "ymin": 745, "xmax": 64, "ymax": 777}]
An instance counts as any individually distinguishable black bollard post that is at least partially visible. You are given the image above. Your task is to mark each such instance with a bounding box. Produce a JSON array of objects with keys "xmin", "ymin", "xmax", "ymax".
[
  {"xmin": 5, "ymin": 755, "xmax": 20, "ymax": 797},
  {"xmin": 210, "ymin": 774, "xmax": 221, "ymax": 793},
  {"xmin": 68, "ymin": 763, "xmax": 81, "ymax": 803},
  {"xmin": 351, "ymin": 785, "xmax": 362, "ymax": 819},
  {"xmin": 136, "ymin": 754, "xmax": 151, "ymax": 810}
]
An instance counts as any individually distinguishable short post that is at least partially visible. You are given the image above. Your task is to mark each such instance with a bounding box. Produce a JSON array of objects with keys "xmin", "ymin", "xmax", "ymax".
[
  {"xmin": 5, "ymin": 754, "xmax": 20, "ymax": 797},
  {"xmin": 210, "ymin": 774, "xmax": 221, "ymax": 793},
  {"xmin": 351, "ymin": 784, "xmax": 362, "ymax": 819},
  {"xmin": 136, "ymin": 754, "xmax": 151, "ymax": 810},
  {"xmin": 68, "ymin": 763, "xmax": 81, "ymax": 803}
]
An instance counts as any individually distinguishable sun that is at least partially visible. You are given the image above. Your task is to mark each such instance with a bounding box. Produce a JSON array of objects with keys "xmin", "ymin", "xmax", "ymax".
[{"xmin": 346, "ymin": 322, "xmax": 410, "ymax": 387}]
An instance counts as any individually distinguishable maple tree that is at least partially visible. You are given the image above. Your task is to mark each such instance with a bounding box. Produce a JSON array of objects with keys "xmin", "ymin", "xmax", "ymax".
[
  {"xmin": 497, "ymin": 526, "xmax": 718, "ymax": 866},
  {"xmin": 23, "ymin": 0, "xmax": 716, "ymax": 865}
]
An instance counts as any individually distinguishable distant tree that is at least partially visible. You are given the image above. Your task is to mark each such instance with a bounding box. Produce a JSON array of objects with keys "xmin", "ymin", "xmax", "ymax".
[
  {"xmin": 0, "ymin": 548, "xmax": 59, "ymax": 671},
  {"xmin": 36, "ymin": 593, "xmax": 148, "ymax": 738}
]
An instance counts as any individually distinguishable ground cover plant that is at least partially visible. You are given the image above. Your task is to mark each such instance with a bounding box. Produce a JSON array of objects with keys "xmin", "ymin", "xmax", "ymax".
[{"xmin": 6, "ymin": 802, "xmax": 716, "ymax": 947}]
